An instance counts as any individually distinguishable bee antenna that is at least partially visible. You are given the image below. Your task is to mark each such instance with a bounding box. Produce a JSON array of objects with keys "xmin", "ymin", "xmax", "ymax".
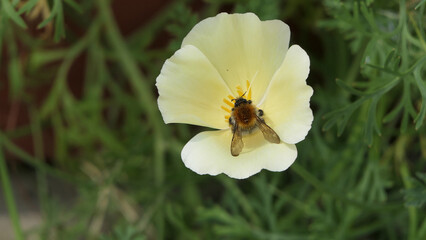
[{"xmin": 231, "ymin": 91, "xmax": 248, "ymax": 102}]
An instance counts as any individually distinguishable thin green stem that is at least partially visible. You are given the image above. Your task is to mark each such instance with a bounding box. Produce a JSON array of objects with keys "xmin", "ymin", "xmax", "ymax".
[
  {"xmin": 96, "ymin": 0, "xmax": 166, "ymax": 237},
  {"xmin": 400, "ymin": 162, "xmax": 418, "ymax": 240},
  {"xmin": 0, "ymin": 143, "xmax": 24, "ymax": 240},
  {"xmin": 0, "ymin": 132, "xmax": 87, "ymax": 186},
  {"xmin": 395, "ymin": 136, "xmax": 418, "ymax": 240},
  {"xmin": 39, "ymin": 18, "xmax": 101, "ymax": 119},
  {"xmin": 219, "ymin": 176, "xmax": 261, "ymax": 226},
  {"xmin": 30, "ymin": 108, "xmax": 50, "ymax": 237},
  {"xmin": 418, "ymin": 217, "xmax": 426, "ymax": 239},
  {"xmin": 408, "ymin": 9, "xmax": 426, "ymax": 51},
  {"xmin": 96, "ymin": 0, "xmax": 162, "ymax": 124}
]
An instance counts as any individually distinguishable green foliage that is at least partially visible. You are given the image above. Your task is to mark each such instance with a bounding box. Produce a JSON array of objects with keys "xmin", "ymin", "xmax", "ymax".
[
  {"xmin": 403, "ymin": 172, "xmax": 426, "ymax": 208},
  {"xmin": 234, "ymin": 0, "xmax": 281, "ymax": 19},
  {"xmin": 1, "ymin": 0, "xmax": 27, "ymax": 28},
  {"xmin": 100, "ymin": 225, "xmax": 146, "ymax": 240},
  {"xmin": 0, "ymin": 0, "xmax": 425, "ymax": 239},
  {"xmin": 165, "ymin": 3, "xmax": 200, "ymax": 51},
  {"xmin": 321, "ymin": 0, "xmax": 426, "ymax": 143},
  {"xmin": 37, "ymin": 0, "xmax": 65, "ymax": 41}
]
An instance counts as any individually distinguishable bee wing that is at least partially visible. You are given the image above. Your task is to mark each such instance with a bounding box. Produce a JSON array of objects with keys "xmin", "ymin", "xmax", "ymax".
[
  {"xmin": 256, "ymin": 116, "xmax": 280, "ymax": 144},
  {"xmin": 231, "ymin": 125, "xmax": 244, "ymax": 156}
]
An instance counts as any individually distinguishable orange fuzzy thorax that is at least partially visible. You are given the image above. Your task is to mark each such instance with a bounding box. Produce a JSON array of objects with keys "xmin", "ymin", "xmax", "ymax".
[{"xmin": 231, "ymin": 102, "xmax": 257, "ymax": 130}]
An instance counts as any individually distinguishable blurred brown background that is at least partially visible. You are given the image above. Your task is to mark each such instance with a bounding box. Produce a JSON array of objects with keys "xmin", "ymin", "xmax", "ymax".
[{"xmin": 0, "ymin": 0, "xmax": 172, "ymax": 163}]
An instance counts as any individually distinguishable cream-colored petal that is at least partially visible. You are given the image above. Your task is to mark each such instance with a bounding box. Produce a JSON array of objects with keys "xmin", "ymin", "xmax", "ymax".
[
  {"xmin": 181, "ymin": 129, "xmax": 297, "ymax": 179},
  {"xmin": 259, "ymin": 45, "xmax": 313, "ymax": 144},
  {"xmin": 182, "ymin": 12, "xmax": 290, "ymax": 103},
  {"xmin": 156, "ymin": 45, "xmax": 232, "ymax": 129}
]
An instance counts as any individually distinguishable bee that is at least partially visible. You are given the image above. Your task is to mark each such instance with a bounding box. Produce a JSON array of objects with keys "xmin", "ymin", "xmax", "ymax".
[{"xmin": 229, "ymin": 95, "xmax": 280, "ymax": 156}]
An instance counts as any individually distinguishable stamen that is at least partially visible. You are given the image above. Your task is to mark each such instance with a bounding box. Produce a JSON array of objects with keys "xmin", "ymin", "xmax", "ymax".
[
  {"xmin": 221, "ymin": 106, "xmax": 231, "ymax": 113},
  {"xmin": 223, "ymin": 98, "xmax": 234, "ymax": 107},
  {"xmin": 228, "ymin": 95, "xmax": 234, "ymax": 101},
  {"xmin": 236, "ymin": 86, "xmax": 244, "ymax": 97},
  {"xmin": 246, "ymin": 80, "xmax": 252, "ymax": 100}
]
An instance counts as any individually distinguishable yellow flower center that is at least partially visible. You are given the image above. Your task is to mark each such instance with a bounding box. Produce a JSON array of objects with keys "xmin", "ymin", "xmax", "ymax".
[{"xmin": 221, "ymin": 80, "xmax": 253, "ymax": 123}]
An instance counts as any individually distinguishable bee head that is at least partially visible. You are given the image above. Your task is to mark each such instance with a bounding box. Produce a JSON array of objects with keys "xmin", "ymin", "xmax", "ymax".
[{"xmin": 231, "ymin": 92, "xmax": 252, "ymax": 107}]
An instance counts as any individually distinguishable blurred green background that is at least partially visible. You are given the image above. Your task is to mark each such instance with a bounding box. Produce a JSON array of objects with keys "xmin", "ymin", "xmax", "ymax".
[{"xmin": 0, "ymin": 0, "xmax": 425, "ymax": 239}]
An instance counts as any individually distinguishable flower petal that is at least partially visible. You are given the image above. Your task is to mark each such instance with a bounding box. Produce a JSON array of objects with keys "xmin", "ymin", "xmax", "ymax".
[
  {"xmin": 156, "ymin": 45, "xmax": 232, "ymax": 129},
  {"xmin": 182, "ymin": 12, "xmax": 290, "ymax": 103},
  {"xmin": 181, "ymin": 129, "xmax": 297, "ymax": 179},
  {"xmin": 259, "ymin": 45, "xmax": 313, "ymax": 144}
]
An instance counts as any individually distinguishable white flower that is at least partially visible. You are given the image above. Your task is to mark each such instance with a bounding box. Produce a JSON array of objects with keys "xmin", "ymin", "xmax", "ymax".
[{"xmin": 156, "ymin": 12, "xmax": 313, "ymax": 179}]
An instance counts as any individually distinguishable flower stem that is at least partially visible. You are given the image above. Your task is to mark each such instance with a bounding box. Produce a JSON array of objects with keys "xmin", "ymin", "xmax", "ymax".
[{"xmin": 0, "ymin": 140, "xmax": 24, "ymax": 240}]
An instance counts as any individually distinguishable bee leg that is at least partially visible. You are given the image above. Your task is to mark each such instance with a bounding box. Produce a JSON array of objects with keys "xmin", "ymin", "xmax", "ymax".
[
  {"xmin": 258, "ymin": 109, "xmax": 264, "ymax": 117},
  {"xmin": 229, "ymin": 116, "xmax": 235, "ymax": 127}
]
